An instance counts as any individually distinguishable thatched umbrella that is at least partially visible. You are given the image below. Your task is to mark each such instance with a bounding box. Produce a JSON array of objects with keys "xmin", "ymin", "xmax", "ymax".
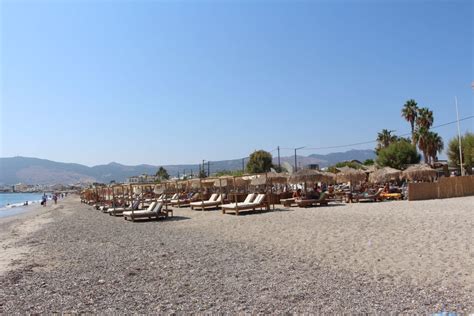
[
  {"xmin": 267, "ymin": 172, "xmax": 290, "ymax": 184},
  {"xmin": 402, "ymin": 164, "xmax": 437, "ymax": 182},
  {"xmin": 250, "ymin": 175, "xmax": 266, "ymax": 186},
  {"xmin": 336, "ymin": 167, "xmax": 367, "ymax": 184},
  {"xmin": 214, "ymin": 176, "xmax": 232, "ymax": 187},
  {"xmin": 189, "ymin": 178, "xmax": 201, "ymax": 189},
  {"xmin": 368, "ymin": 167, "xmax": 401, "ymax": 184},
  {"xmin": 201, "ymin": 178, "xmax": 216, "ymax": 188},
  {"xmin": 288, "ymin": 169, "xmax": 334, "ymax": 184}
]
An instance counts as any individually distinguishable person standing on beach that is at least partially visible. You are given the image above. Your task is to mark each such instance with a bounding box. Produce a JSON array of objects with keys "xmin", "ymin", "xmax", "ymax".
[
  {"xmin": 42, "ymin": 193, "xmax": 47, "ymax": 207},
  {"xmin": 53, "ymin": 194, "xmax": 58, "ymax": 204}
]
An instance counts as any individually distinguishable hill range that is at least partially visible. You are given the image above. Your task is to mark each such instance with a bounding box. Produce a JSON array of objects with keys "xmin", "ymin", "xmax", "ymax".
[{"xmin": 0, "ymin": 149, "xmax": 375, "ymax": 185}]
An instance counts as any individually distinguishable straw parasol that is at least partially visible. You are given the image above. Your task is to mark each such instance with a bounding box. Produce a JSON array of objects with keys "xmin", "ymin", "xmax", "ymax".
[
  {"xmin": 289, "ymin": 169, "xmax": 335, "ymax": 184},
  {"xmin": 234, "ymin": 176, "xmax": 252, "ymax": 187},
  {"xmin": 201, "ymin": 178, "xmax": 216, "ymax": 188},
  {"xmin": 189, "ymin": 178, "xmax": 201, "ymax": 189},
  {"xmin": 336, "ymin": 167, "xmax": 367, "ymax": 183},
  {"xmin": 267, "ymin": 172, "xmax": 290, "ymax": 184},
  {"xmin": 213, "ymin": 176, "xmax": 233, "ymax": 187},
  {"xmin": 368, "ymin": 167, "xmax": 401, "ymax": 184},
  {"xmin": 402, "ymin": 164, "xmax": 437, "ymax": 182}
]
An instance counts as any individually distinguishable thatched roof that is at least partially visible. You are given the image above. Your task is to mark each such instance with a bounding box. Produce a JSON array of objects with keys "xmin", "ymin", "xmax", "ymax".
[
  {"xmin": 402, "ymin": 164, "xmax": 437, "ymax": 182},
  {"xmin": 234, "ymin": 176, "xmax": 252, "ymax": 186},
  {"xmin": 336, "ymin": 167, "xmax": 367, "ymax": 183},
  {"xmin": 364, "ymin": 165, "xmax": 377, "ymax": 173},
  {"xmin": 368, "ymin": 167, "xmax": 401, "ymax": 183},
  {"xmin": 289, "ymin": 169, "xmax": 335, "ymax": 184},
  {"xmin": 249, "ymin": 172, "xmax": 290, "ymax": 186}
]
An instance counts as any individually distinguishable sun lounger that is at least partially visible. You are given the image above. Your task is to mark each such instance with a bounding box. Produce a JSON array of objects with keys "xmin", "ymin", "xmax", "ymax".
[
  {"xmin": 295, "ymin": 193, "xmax": 328, "ymax": 207},
  {"xmin": 170, "ymin": 193, "xmax": 200, "ymax": 207},
  {"xmin": 123, "ymin": 202, "xmax": 168, "ymax": 221},
  {"xmin": 221, "ymin": 194, "xmax": 268, "ymax": 215},
  {"xmin": 280, "ymin": 197, "xmax": 296, "ymax": 207},
  {"xmin": 107, "ymin": 200, "xmax": 140, "ymax": 216},
  {"xmin": 220, "ymin": 193, "xmax": 256, "ymax": 209},
  {"xmin": 190, "ymin": 193, "xmax": 220, "ymax": 210},
  {"xmin": 158, "ymin": 193, "xmax": 178, "ymax": 203},
  {"xmin": 380, "ymin": 192, "xmax": 402, "ymax": 200},
  {"xmin": 351, "ymin": 188, "xmax": 384, "ymax": 203}
]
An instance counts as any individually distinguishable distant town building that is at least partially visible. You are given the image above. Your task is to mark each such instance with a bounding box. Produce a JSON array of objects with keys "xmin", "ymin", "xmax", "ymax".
[
  {"xmin": 305, "ymin": 164, "xmax": 320, "ymax": 170},
  {"xmin": 13, "ymin": 183, "xmax": 30, "ymax": 192},
  {"xmin": 126, "ymin": 174, "xmax": 157, "ymax": 184}
]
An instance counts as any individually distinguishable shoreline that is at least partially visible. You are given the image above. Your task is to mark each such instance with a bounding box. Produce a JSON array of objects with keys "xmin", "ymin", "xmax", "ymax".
[
  {"xmin": 0, "ymin": 196, "xmax": 472, "ymax": 313},
  {"xmin": 0, "ymin": 200, "xmax": 69, "ymax": 276}
]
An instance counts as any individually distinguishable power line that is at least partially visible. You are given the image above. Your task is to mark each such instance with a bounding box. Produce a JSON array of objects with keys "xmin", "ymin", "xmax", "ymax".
[
  {"xmin": 299, "ymin": 115, "xmax": 474, "ymax": 151},
  {"xmin": 188, "ymin": 115, "xmax": 473, "ymax": 172}
]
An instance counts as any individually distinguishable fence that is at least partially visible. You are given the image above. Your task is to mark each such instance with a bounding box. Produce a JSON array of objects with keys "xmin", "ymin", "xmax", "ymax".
[{"xmin": 408, "ymin": 175, "xmax": 474, "ymax": 201}]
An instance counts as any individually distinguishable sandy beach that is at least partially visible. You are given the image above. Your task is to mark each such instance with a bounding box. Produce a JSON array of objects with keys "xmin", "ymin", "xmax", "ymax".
[{"xmin": 0, "ymin": 196, "xmax": 472, "ymax": 313}]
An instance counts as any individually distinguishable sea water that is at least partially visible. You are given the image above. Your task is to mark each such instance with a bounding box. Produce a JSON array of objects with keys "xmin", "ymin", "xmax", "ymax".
[{"xmin": 0, "ymin": 193, "xmax": 44, "ymax": 218}]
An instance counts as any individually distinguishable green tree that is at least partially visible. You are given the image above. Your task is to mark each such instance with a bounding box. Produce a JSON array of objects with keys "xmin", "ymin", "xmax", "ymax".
[
  {"xmin": 246, "ymin": 150, "xmax": 273, "ymax": 174},
  {"xmin": 155, "ymin": 167, "xmax": 170, "ymax": 180},
  {"xmin": 425, "ymin": 131, "xmax": 444, "ymax": 165},
  {"xmin": 416, "ymin": 107, "xmax": 434, "ymax": 129},
  {"xmin": 376, "ymin": 129, "xmax": 397, "ymax": 153},
  {"xmin": 376, "ymin": 139, "xmax": 420, "ymax": 169},
  {"xmin": 334, "ymin": 161, "xmax": 365, "ymax": 169},
  {"xmin": 198, "ymin": 167, "xmax": 207, "ymax": 178},
  {"xmin": 401, "ymin": 99, "xmax": 419, "ymax": 145},
  {"xmin": 214, "ymin": 170, "xmax": 244, "ymax": 177},
  {"xmin": 447, "ymin": 132, "xmax": 474, "ymax": 175},
  {"xmin": 414, "ymin": 126, "xmax": 430, "ymax": 164},
  {"xmin": 363, "ymin": 159, "xmax": 375, "ymax": 166}
]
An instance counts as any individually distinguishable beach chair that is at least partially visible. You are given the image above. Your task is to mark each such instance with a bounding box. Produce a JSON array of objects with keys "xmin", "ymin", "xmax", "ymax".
[
  {"xmin": 190, "ymin": 193, "xmax": 219, "ymax": 210},
  {"xmin": 380, "ymin": 192, "xmax": 402, "ymax": 201},
  {"xmin": 351, "ymin": 188, "xmax": 384, "ymax": 203},
  {"xmin": 158, "ymin": 193, "xmax": 178, "ymax": 203},
  {"xmin": 170, "ymin": 192, "xmax": 200, "ymax": 207},
  {"xmin": 194, "ymin": 194, "xmax": 224, "ymax": 211},
  {"xmin": 107, "ymin": 200, "xmax": 140, "ymax": 216},
  {"xmin": 221, "ymin": 194, "xmax": 268, "ymax": 215},
  {"xmin": 280, "ymin": 197, "xmax": 296, "ymax": 207},
  {"xmin": 220, "ymin": 193, "xmax": 256, "ymax": 210},
  {"xmin": 123, "ymin": 202, "xmax": 168, "ymax": 221},
  {"xmin": 295, "ymin": 193, "xmax": 328, "ymax": 208}
]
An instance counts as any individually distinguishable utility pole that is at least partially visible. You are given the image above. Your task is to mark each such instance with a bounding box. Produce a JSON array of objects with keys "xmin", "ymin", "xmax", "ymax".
[
  {"xmin": 207, "ymin": 161, "xmax": 210, "ymax": 177},
  {"xmin": 455, "ymin": 96, "xmax": 465, "ymax": 176},
  {"xmin": 294, "ymin": 146, "xmax": 305, "ymax": 172},
  {"xmin": 242, "ymin": 158, "xmax": 245, "ymax": 172},
  {"xmin": 277, "ymin": 146, "xmax": 281, "ymax": 169},
  {"xmin": 202, "ymin": 160, "xmax": 205, "ymax": 177}
]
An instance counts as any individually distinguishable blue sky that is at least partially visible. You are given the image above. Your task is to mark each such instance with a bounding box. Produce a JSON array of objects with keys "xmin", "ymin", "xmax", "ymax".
[{"xmin": 1, "ymin": 0, "xmax": 472, "ymax": 166}]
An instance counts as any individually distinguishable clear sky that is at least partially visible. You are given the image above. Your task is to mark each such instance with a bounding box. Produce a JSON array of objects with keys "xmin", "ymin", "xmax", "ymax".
[{"xmin": 1, "ymin": 0, "xmax": 472, "ymax": 166}]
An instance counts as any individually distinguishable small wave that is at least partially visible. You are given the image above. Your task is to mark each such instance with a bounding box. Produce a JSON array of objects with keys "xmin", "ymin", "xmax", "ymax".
[{"xmin": 3, "ymin": 200, "xmax": 41, "ymax": 209}]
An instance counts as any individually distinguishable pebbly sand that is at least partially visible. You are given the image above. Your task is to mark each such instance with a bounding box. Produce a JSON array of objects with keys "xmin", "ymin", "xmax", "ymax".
[{"xmin": 0, "ymin": 196, "xmax": 472, "ymax": 313}]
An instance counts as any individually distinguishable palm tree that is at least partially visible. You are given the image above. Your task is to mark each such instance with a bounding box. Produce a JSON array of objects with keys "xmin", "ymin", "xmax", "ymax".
[
  {"xmin": 416, "ymin": 107, "xmax": 434, "ymax": 129},
  {"xmin": 376, "ymin": 129, "xmax": 397, "ymax": 153},
  {"xmin": 425, "ymin": 132, "xmax": 444, "ymax": 165},
  {"xmin": 401, "ymin": 99, "xmax": 418, "ymax": 145},
  {"xmin": 414, "ymin": 126, "xmax": 430, "ymax": 163}
]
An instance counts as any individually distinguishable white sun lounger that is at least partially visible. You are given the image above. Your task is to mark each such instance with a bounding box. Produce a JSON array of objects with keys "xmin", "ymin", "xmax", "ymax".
[
  {"xmin": 190, "ymin": 193, "xmax": 221, "ymax": 210},
  {"xmin": 123, "ymin": 202, "xmax": 168, "ymax": 221},
  {"xmin": 221, "ymin": 194, "xmax": 267, "ymax": 215},
  {"xmin": 158, "ymin": 193, "xmax": 178, "ymax": 203},
  {"xmin": 107, "ymin": 200, "xmax": 140, "ymax": 216}
]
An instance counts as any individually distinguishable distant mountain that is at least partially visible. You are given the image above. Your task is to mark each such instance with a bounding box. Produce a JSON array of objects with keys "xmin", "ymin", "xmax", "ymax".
[
  {"xmin": 307, "ymin": 149, "xmax": 376, "ymax": 167},
  {"xmin": 0, "ymin": 149, "xmax": 375, "ymax": 185}
]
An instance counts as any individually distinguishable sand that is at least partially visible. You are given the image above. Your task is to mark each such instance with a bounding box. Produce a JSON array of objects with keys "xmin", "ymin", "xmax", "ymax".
[{"xmin": 0, "ymin": 196, "xmax": 472, "ymax": 313}]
